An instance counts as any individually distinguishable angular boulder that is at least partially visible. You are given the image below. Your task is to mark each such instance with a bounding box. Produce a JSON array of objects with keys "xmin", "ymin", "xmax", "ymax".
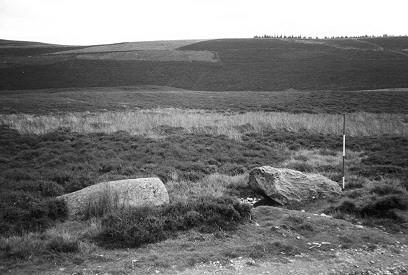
[
  {"xmin": 58, "ymin": 177, "xmax": 169, "ymax": 216},
  {"xmin": 248, "ymin": 166, "xmax": 341, "ymax": 205}
]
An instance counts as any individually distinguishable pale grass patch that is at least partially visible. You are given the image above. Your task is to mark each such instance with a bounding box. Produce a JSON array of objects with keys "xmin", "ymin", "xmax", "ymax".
[
  {"xmin": 81, "ymin": 218, "xmax": 104, "ymax": 240},
  {"xmin": 82, "ymin": 183, "xmax": 128, "ymax": 219},
  {"xmin": 1, "ymin": 109, "xmax": 407, "ymax": 140},
  {"xmin": 282, "ymin": 149, "xmax": 365, "ymax": 169},
  {"xmin": 45, "ymin": 226, "xmax": 98, "ymax": 254},
  {"xmin": 166, "ymin": 173, "xmax": 247, "ymax": 202}
]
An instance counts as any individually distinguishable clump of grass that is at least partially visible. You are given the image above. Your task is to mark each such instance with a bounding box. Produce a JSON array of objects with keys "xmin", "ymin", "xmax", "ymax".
[
  {"xmin": 81, "ymin": 184, "xmax": 125, "ymax": 220},
  {"xmin": 95, "ymin": 196, "xmax": 251, "ymax": 248},
  {"xmin": 0, "ymin": 233, "xmax": 45, "ymax": 259},
  {"xmin": 46, "ymin": 234, "xmax": 80, "ymax": 253},
  {"xmin": 344, "ymin": 175, "xmax": 368, "ymax": 190},
  {"xmin": 166, "ymin": 173, "xmax": 249, "ymax": 202},
  {"xmin": 0, "ymin": 226, "xmax": 94, "ymax": 260}
]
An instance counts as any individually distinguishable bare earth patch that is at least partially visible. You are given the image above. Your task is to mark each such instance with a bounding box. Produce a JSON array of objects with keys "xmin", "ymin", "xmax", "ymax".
[
  {"xmin": 2, "ymin": 206, "xmax": 407, "ymax": 275},
  {"xmin": 175, "ymin": 247, "xmax": 408, "ymax": 275}
]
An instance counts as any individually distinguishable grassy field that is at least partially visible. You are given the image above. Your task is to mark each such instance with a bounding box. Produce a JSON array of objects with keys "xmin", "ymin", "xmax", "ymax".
[{"xmin": 1, "ymin": 109, "xmax": 407, "ymax": 139}]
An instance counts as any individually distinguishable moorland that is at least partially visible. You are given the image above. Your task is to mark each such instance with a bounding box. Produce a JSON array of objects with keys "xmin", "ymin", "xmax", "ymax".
[{"xmin": 0, "ymin": 37, "xmax": 408, "ymax": 274}]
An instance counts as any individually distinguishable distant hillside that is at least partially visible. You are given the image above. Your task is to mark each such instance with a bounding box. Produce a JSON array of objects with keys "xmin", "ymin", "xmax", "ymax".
[
  {"xmin": 0, "ymin": 39, "xmax": 88, "ymax": 57},
  {"xmin": 1, "ymin": 37, "xmax": 408, "ymax": 91},
  {"xmin": 0, "ymin": 39, "xmax": 59, "ymax": 48}
]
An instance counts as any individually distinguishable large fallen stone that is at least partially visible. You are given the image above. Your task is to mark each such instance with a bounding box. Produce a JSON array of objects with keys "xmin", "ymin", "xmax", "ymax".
[
  {"xmin": 248, "ymin": 166, "xmax": 341, "ymax": 205},
  {"xmin": 58, "ymin": 177, "xmax": 169, "ymax": 216}
]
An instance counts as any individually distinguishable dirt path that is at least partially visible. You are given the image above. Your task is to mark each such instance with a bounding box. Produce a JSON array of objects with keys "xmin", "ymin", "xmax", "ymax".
[
  {"xmin": 355, "ymin": 39, "xmax": 408, "ymax": 57},
  {"xmin": 23, "ymin": 245, "xmax": 408, "ymax": 275},
  {"xmin": 173, "ymin": 246, "xmax": 408, "ymax": 275},
  {"xmin": 355, "ymin": 39, "xmax": 384, "ymax": 51}
]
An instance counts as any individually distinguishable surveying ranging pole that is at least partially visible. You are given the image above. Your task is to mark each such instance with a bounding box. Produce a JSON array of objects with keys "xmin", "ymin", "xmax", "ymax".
[{"xmin": 342, "ymin": 114, "xmax": 346, "ymax": 190}]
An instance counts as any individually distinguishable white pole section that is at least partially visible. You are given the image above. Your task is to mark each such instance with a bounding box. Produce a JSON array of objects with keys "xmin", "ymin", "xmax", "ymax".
[{"xmin": 342, "ymin": 114, "xmax": 346, "ymax": 190}]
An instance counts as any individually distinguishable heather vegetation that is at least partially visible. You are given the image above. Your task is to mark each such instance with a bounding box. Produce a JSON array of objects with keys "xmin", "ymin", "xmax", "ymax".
[
  {"xmin": 2, "ymin": 87, "xmax": 408, "ymax": 114},
  {"xmin": 96, "ymin": 196, "xmax": 251, "ymax": 249},
  {"xmin": 1, "ymin": 103, "xmax": 407, "ymax": 273},
  {"xmin": 1, "ymin": 37, "xmax": 408, "ymax": 272},
  {"xmin": 2, "ymin": 37, "xmax": 408, "ymax": 91},
  {"xmin": 1, "ymin": 116, "xmax": 407, "ymax": 239},
  {"xmin": 0, "ymin": 124, "xmax": 286, "ymax": 237}
]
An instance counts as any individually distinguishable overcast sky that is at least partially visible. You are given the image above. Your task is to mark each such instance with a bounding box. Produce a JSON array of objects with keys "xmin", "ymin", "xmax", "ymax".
[{"xmin": 0, "ymin": 0, "xmax": 407, "ymax": 45}]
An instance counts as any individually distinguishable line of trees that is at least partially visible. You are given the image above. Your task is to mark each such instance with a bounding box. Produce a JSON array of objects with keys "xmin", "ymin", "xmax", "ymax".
[{"xmin": 253, "ymin": 34, "xmax": 408, "ymax": 40}]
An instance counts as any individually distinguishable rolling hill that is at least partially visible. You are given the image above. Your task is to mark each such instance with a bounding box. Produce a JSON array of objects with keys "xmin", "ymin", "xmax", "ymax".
[{"xmin": 1, "ymin": 37, "xmax": 408, "ymax": 91}]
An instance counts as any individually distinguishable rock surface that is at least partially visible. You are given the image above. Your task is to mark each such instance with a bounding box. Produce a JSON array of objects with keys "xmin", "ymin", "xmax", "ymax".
[
  {"xmin": 248, "ymin": 166, "xmax": 341, "ymax": 205},
  {"xmin": 58, "ymin": 177, "xmax": 169, "ymax": 216}
]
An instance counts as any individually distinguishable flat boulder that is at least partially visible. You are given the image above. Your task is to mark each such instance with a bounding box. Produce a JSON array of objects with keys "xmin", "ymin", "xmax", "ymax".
[
  {"xmin": 58, "ymin": 177, "xmax": 169, "ymax": 216},
  {"xmin": 248, "ymin": 166, "xmax": 341, "ymax": 205}
]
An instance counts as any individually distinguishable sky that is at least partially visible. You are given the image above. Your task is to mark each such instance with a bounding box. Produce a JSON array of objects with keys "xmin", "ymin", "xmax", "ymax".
[{"xmin": 0, "ymin": 0, "xmax": 407, "ymax": 45}]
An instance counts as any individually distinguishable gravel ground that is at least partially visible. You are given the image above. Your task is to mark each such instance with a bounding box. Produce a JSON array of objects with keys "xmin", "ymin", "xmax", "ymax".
[{"xmin": 171, "ymin": 245, "xmax": 408, "ymax": 275}]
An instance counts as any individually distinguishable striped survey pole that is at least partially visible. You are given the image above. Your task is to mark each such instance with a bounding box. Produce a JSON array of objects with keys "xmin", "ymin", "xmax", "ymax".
[{"xmin": 342, "ymin": 113, "xmax": 346, "ymax": 190}]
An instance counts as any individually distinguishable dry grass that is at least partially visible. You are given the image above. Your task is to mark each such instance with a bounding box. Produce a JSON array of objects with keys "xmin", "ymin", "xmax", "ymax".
[
  {"xmin": 0, "ymin": 224, "xmax": 97, "ymax": 260},
  {"xmin": 50, "ymin": 40, "xmax": 204, "ymax": 54},
  {"xmin": 281, "ymin": 149, "xmax": 365, "ymax": 174},
  {"xmin": 1, "ymin": 109, "xmax": 407, "ymax": 140},
  {"xmin": 166, "ymin": 173, "xmax": 248, "ymax": 202},
  {"xmin": 81, "ymin": 184, "xmax": 127, "ymax": 219},
  {"xmin": 76, "ymin": 50, "xmax": 219, "ymax": 62}
]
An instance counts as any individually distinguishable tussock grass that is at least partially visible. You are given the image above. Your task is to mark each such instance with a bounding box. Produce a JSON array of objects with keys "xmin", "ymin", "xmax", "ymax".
[
  {"xmin": 1, "ymin": 109, "xmax": 407, "ymax": 140},
  {"xmin": 81, "ymin": 184, "xmax": 127, "ymax": 220},
  {"xmin": 0, "ymin": 225, "xmax": 96, "ymax": 260}
]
